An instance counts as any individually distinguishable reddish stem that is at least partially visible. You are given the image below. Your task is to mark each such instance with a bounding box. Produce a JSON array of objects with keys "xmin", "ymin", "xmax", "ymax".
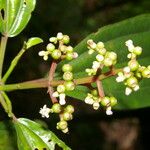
[
  {"xmin": 48, "ymin": 61, "xmax": 58, "ymax": 103},
  {"xmin": 96, "ymin": 80, "xmax": 105, "ymax": 98}
]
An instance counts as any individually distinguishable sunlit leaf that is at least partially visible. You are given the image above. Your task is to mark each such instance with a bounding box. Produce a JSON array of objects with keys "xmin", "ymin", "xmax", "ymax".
[
  {"xmin": 0, "ymin": 0, "xmax": 36, "ymax": 37},
  {"xmin": 14, "ymin": 118, "xmax": 71, "ymax": 150},
  {"xmin": 26, "ymin": 37, "xmax": 43, "ymax": 49}
]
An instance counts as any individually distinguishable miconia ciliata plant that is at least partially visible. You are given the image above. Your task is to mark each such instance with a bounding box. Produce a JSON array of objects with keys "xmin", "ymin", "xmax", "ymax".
[{"xmin": 0, "ymin": 0, "xmax": 150, "ymax": 149}]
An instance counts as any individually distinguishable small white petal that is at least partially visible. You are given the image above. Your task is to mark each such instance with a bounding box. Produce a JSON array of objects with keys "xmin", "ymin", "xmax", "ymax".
[
  {"xmin": 106, "ymin": 107, "xmax": 113, "ymax": 115},
  {"xmin": 57, "ymin": 32, "xmax": 63, "ymax": 40},
  {"xmin": 43, "ymin": 55, "xmax": 48, "ymax": 61},
  {"xmin": 73, "ymin": 52, "xmax": 78, "ymax": 58},
  {"xmin": 116, "ymin": 76, "xmax": 125, "ymax": 82},
  {"xmin": 93, "ymin": 102, "xmax": 100, "ymax": 110},
  {"xmin": 59, "ymin": 93, "xmax": 66, "ymax": 105},
  {"xmin": 133, "ymin": 85, "xmax": 139, "ymax": 91},
  {"xmin": 125, "ymin": 87, "xmax": 132, "ymax": 95},
  {"xmin": 38, "ymin": 51, "xmax": 46, "ymax": 56},
  {"xmin": 39, "ymin": 105, "xmax": 50, "ymax": 118},
  {"xmin": 52, "ymin": 91, "xmax": 59, "ymax": 97},
  {"xmin": 123, "ymin": 66, "xmax": 130, "ymax": 73},
  {"xmin": 85, "ymin": 97, "xmax": 94, "ymax": 104},
  {"xmin": 96, "ymin": 54, "xmax": 104, "ymax": 62},
  {"xmin": 92, "ymin": 61, "xmax": 100, "ymax": 69}
]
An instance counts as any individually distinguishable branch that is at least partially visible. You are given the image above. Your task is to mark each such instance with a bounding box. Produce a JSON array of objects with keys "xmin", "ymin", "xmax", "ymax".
[{"xmin": 0, "ymin": 68, "xmax": 122, "ymax": 92}]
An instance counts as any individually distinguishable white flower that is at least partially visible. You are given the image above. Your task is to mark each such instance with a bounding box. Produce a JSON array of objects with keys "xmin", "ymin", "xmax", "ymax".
[
  {"xmin": 123, "ymin": 66, "xmax": 130, "ymax": 73},
  {"xmin": 133, "ymin": 85, "xmax": 139, "ymax": 91},
  {"xmin": 73, "ymin": 52, "xmax": 78, "ymax": 58},
  {"xmin": 116, "ymin": 72, "xmax": 125, "ymax": 82},
  {"xmin": 59, "ymin": 93, "xmax": 66, "ymax": 105},
  {"xmin": 57, "ymin": 32, "xmax": 63, "ymax": 40},
  {"xmin": 52, "ymin": 91, "xmax": 59, "ymax": 97},
  {"xmin": 125, "ymin": 87, "xmax": 132, "ymax": 95},
  {"xmin": 38, "ymin": 50, "xmax": 49, "ymax": 61},
  {"xmin": 92, "ymin": 61, "xmax": 100, "ymax": 69},
  {"xmin": 93, "ymin": 102, "xmax": 100, "ymax": 110},
  {"xmin": 106, "ymin": 107, "xmax": 113, "ymax": 115},
  {"xmin": 85, "ymin": 96, "xmax": 94, "ymax": 105},
  {"xmin": 39, "ymin": 105, "xmax": 51, "ymax": 118},
  {"xmin": 96, "ymin": 54, "xmax": 104, "ymax": 62},
  {"xmin": 125, "ymin": 40, "xmax": 134, "ymax": 52}
]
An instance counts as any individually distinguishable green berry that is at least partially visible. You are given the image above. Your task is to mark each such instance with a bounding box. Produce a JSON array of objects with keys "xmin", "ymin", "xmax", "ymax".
[
  {"xmin": 105, "ymin": 52, "xmax": 117, "ymax": 61},
  {"xmin": 128, "ymin": 60, "xmax": 139, "ymax": 71},
  {"xmin": 49, "ymin": 37, "xmax": 57, "ymax": 43},
  {"xmin": 60, "ymin": 45, "xmax": 67, "ymax": 52},
  {"xmin": 51, "ymin": 49, "xmax": 61, "ymax": 60},
  {"xmin": 66, "ymin": 52, "xmax": 73, "ymax": 60},
  {"xmin": 65, "ymin": 105, "xmax": 74, "ymax": 113},
  {"xmin": 126, "ymin": 76, "xmax": 138, "ymax": 88},
  {"xmin": 101, "ymin": 97, "xmax": 110, "ymax": 106},
  {"xmin": 63, "ymin": 35, "xmax": 70, "ymax": 44},
  {"xmin": 66, "ymin": 46, "xmax": 73, "ymax": 52},
  {"xmin": 142, "ymin": 68, "xmax": 150, "ymax": 78},
  {"xmin": 62, "ymin": 64, "xmax": 73, "ymax": 72},
  {"xmin": 91, "ymin": 89, "xmax": 98, "ymax": 96},
  {"xmin": 110, "ymin": 97, "xmax": 117, "ymax": 106},
  {"xmin": 64, "ymin": 81, "xmax": 75, "ymax": 91},
  {"xmin": 57, "ymin": 120, "xmax": 68, "ymax": 130},
  {"xmin": 104, "ymin": 57, "xmax": 113, "ymax": 67},
  {"xmin": 62, "ymin": 112, "xmax": 73, "ymax": 121},
  {"xmin": 96, "ymin": 42, "xmax": 104, "ymax": 49},
  {"xmin": 57, "ymin": 84, "xmax": 66, "ymax": 93},
  {"xmin": 51, "ymin": 103, "xmax": 62, "ymax": 113},
  {"xmin": 46, "ymin": 43, "xmax": 55, "ymax": 53},
  {"xmin": 97, "ymin": 48, "xmax": 106, "ymax": 55},
  {"xmin": 133, "ymin": 46, "xmax": 142, "ymax": 55},
  {"xmin": 63, "ymin": 71, "xmax": 73, "ymax": 81}
]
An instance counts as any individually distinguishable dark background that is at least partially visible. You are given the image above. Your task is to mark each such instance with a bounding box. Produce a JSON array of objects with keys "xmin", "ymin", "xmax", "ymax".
[{"xmin": 1, "ymin": 0, "xmax": 150, "ymax": 149}]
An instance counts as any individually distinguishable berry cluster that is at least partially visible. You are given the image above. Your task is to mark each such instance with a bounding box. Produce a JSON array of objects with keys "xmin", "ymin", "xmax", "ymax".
[
  {"xmin": 116, "ymin": 40, "xmax": 150, "ymax": 95},
  {"xmin": 38, "ymin": 32, "xmax": 78, "ymax": 61},
  {"xmin": 39, "ymin": 103, "xmax": 74, "ymax": 133},
  {"xmin": 52, "ymin": 64, "xmax": 75, "ymax": 105},
  {"xmin": 85, "ymin": 89, "xmax": 117, "ymax": 115},
  {"xmin": 85, "ymin": 39, "xmax": 117, "ymax": 75}
]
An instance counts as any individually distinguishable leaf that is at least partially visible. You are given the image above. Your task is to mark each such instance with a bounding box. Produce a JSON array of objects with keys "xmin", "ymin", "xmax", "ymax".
[
  {"xmin": 0, "ymin": 0, "xmax": 36, "ymax": 37},
  {"xmin": 14, "ymin": 118, "xmax": 71, "ymax": 150},
  {"xmin": 26, "ymin": 37, "xmax": 43, "ymax": 49},
  {"xmin": 0, "ymin": 121, "xmax": 17, "ymax": 150},
  {"xmin": 56, "ymin": 14, "xmax": 150, "ymax": 109}
]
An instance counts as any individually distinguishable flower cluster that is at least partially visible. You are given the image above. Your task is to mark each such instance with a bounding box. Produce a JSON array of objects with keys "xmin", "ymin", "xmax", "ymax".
[
  {"xmin": 85, "ymin": 39, "xmax": 117, "ymax": 75},
  {"xmin": 116, "ymin": 40, "xmax": 150, "ymax": 95},
  {"xmin": 38, "ymin": 32, "xmax": 78, "ymax": 61},
  {"xmin": 52, "ymin": 64, "xmax": 75, "ymax": 105},
  {"xmin": 84, "ymin": 89, "xmax": 117, "ymax": 115},
  {"xmin": 39, "ymin": 103, "xmax": 74, "ymax": 133}
]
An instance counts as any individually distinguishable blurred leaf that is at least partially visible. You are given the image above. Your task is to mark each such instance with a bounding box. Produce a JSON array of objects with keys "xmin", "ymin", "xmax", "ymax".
[
  {"xmin": 14, "ymin": 118, "xmax": 71, "ymax": 150},
  {"xmin": 0, "ymin": 121, "xmax": 17, "ymax": 150},
  {"xmin": 26, "ymin": 37, "xmax": 43, "ymax": 49},
  {"xmin": 57, "ymin": 14, "xmax": 150, "ymax": 109},
  {"xmin": 0, "ymin": 0, "xmax": 36, "ymax": 37}
]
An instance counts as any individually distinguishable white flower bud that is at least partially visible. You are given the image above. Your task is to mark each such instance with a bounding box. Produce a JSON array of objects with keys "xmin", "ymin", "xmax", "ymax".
[
  {"xmin": 125, "ymin": 87, "xmax": 132, "ymax": 95},
  {"xmin": 52, "ymin": 91, "xmax": 59, "ymax": 97},
  {"xmin": 93, "ymin": 102, "xmax": 100, "ymax": 110},
  {"xmin": 92, "ymin": 61, "xmax": 100, "ymax": 69},
  {"xmin": 88, "ymin": 49, "xmax": 94, "ymax": 55},
  {"xmin": 96, "ymin": 54, "xmax": 104, "ymax": 62},
  {"xmin": 39, "ymin": 105, "xmax": 51, "ymax": 118},
  {"xmin": 106, "ymin": 106, "xmax": 113, "ymax": 115},
  {"xmin": 123, "ymin": 66, "xmax": 130, "ymax": 73},
  {"xmin": 57, "ymin": 32, "xmax": 63, "ymax": 40},
  {"xmin": 133, "ymin": 85, "xmax": 139, "ymax": 91},
  {"xmin": 59, "ymin": 93, "xmax": 66, "ymax": 105}
]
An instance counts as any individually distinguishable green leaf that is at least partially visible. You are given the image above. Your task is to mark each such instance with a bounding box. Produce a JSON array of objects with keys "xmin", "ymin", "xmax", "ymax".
[
  {"xmin": 0, "ymin": 0, "xmax": 36, "ymax": 37},
  {"xmin": 0, "ymin": 121, "xmax": 17, "ymax": 150},
  {"xmin": 26, "ymin": 37, "xmax": 43, "ymax": 49},
  {"xmin": 14, "ymin": 118, "xmax": 71, "ymax": 150},
  {"xmin": 56, "ymin": 14, "xmax": 150, "ymax": 109}
]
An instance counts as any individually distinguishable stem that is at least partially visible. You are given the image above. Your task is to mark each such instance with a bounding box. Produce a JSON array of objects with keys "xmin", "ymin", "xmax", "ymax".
[
  {"xmin": 0, "ymin": 36, "xmax": 8, "ymax": 79},
  {"xmin": 2, "ymin": 43, "xmax": 27, "ymax": 83},
  {"xmin": 48, "ymin": 61, "xmax": 58, "ymax": 103},
  {"xmin": 0, "ymin": 92, "xmax": 8, "ymax": 113},
  {"xmin": 0, "ymin": 68, "xmax": 123, "ymax": 92},
  {"xmin": 1, "ymin": 91, "xmax": 13, "ymax": 117},
  {"xmin": 96, "ymin": 80, "xmax": 105, "ymax": 98}
]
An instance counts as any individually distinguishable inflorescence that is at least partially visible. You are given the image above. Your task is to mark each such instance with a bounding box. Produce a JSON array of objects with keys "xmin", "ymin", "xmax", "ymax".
[
  {"xmin": 116, "ymin": 40, "xmax": 150, "ymax": 95},
  {"xmin": 39, "ymin": 33, "xmax": 149, "ymax": 133}
]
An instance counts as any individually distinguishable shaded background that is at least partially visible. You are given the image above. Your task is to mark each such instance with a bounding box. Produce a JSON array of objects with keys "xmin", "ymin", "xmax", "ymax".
[{"xmin": 1, "ymin": 0, "xmax": 150, "ymax": 149}]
